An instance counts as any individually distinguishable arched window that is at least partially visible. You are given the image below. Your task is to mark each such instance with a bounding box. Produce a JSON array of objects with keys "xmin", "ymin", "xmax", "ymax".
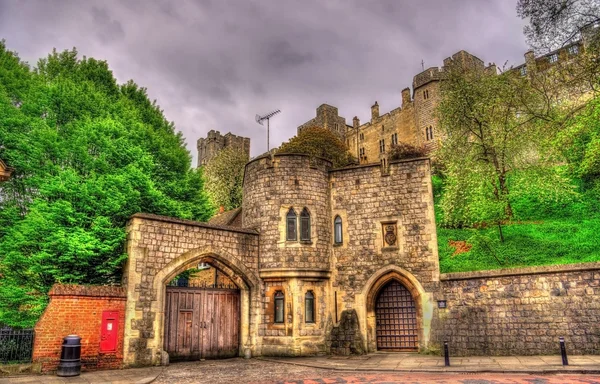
[
  {"xmin": 274, "ymin": 291, "xmax": 285, "ymax": 323},
  {"xmin": 286, "ymin": 208, "xmax": 297, "ymax": 241},
  {"xmin": 305, "ymin": 291, "xmax": 315, "ymax": 323},
  {"xmin": 300, "ymin": 208, "xmax": 311, "ymax": 241},
  {"xmin": 334, "ymin": 215, "xmax": 343, "ymax": 245}
]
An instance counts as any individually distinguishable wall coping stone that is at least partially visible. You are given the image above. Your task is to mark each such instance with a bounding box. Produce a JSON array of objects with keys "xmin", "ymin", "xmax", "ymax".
[
  {"xmin": 48, "ymin": 284, "xmax": 127, "ymax": 298},
  {"xmin": 246, "ymin": 153, "xmax": 333, "ymax": 168},
  {"xmin": 330, "ymin": 157, "xmax": 430, "ymax": 173},
  {"xmin": 129, "ymin": 213, "xmax": 259, "ymax": 235},
  {"xmin": 441, "ymin": 262, "xmax": 600, "ymax": 281}
]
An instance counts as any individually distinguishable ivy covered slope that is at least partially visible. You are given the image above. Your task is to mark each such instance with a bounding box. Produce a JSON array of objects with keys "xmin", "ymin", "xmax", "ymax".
[{"xmin": 0, "ymin": 42, "xmax": 212, "ymax": 327}]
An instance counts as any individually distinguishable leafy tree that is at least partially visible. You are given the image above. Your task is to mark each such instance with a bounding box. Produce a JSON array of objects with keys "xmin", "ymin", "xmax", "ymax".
[
  {"xmin": 388, "ymin": 142, "xmax": 427, "ymax": 161},
  {"xmin": 277, "ymin": 126, "xmax": 354, "ymax": 168},
  {"xmin": 203, "ymin": 148, "xmax": 248, "ymax": 211},
  {"xmin": 437, "ymin": 60, "xmax": 574, "ymax": 240},
  {"xmin": 517, "ymin": 0, "xmax": 600, "ymax": 51},
  {"xmin": 0, "ymin": 42, "xmax": 211, "ymax": 327}
]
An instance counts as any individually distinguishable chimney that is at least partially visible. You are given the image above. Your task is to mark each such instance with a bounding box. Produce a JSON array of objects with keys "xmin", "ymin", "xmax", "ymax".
[
  {"xmin": 353, "ymin": 116, "xmax": 360, "ymax": 129},
  {"xmin": 524, "ymin": 50, "xmax": 536, "ymax": 74},
  {"xmin": 219, "ymin": 205, "xmax": 225, "ymax": 214},
  {"xmin": 401, "ymin": 88, "xmax": 411, "ymax": 108},
  {"xmin": 371, "ymin": 101, "xmax": 379, "ymax": 121}
]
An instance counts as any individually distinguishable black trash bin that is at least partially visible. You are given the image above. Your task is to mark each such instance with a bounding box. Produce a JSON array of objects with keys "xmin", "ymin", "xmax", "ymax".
[{"xmin": 57, "ymin": 335, "xmax": 81, "ymax": 377}]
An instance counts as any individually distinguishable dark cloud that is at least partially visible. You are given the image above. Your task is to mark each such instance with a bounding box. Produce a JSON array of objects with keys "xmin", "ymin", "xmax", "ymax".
[
  {"xmin": 91, "ymin": 7, "xmax": 125, "ymax": 44},
  {"xmin": 0, "ymin": 0, "xmax": 529, "ymax": 163}
]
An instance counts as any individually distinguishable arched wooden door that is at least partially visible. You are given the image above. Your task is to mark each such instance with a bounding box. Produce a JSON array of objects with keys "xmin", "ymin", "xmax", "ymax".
[
  {"xmin": 375, "ymin": 280, "xmax": 418, "ymax": 351},
  {"xmin": 164, "ymin": 286, "xmax": 240, "ymax": 360}
]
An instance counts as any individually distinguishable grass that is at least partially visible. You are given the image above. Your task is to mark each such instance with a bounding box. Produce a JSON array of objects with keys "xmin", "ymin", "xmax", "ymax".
[
  {"xmin": 434, "ymin": 174, "xmax": 600, "ymax": 273},
  {"xmin": 437, "ymin": 218, "xmax": 600, "ymax": 273}
]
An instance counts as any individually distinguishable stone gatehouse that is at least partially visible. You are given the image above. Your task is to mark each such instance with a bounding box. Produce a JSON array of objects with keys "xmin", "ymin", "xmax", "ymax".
[{"xmin": 122, "ymin": 153, "xmax": 600, "ymax": 367}]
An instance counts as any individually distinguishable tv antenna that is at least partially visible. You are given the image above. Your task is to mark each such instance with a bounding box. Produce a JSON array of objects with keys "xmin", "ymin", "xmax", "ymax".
[{"xmin": 255, "ymin": 109, "xmax": 281, "ymax": 153}]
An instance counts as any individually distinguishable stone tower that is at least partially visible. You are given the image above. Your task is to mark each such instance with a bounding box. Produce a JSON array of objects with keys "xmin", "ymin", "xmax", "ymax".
[{"xmin": 197, "ymin": 130, "xmax": 251, "ymax": 167}]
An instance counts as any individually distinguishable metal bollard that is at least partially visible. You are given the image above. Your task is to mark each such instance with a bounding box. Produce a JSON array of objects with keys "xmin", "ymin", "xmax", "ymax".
[
  {"xmin": 57, "ymin": 335, "xmax": 81, "ymax": 377},
  {"xmin": 559, "ymin": 337, "xmax": 568, "ymax": 366},
  {"xmin": 444, "ymin": 340, "xmax": 450, "ymax": 367}
]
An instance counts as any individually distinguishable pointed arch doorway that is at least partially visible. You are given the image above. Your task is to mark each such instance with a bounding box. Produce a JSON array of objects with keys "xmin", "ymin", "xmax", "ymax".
[{"xmin": 375, "ymin": 280, "xmax": 418, "ymax": 351}]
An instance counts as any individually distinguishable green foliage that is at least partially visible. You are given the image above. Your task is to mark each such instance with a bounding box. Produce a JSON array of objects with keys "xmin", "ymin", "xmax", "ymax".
[
  {"xmin": 0, "ymin": 42, "xmax": 212, "ymax": 327},
  {"xmin": 203, "ymin": 148, "xmax": 248, "ymax": 211},
  {"xmin": 388, "ymin": 142, "xmax": 427, "ymax": 161},
  {"xmin": 437, "ymin": 61, "xmax": 573, "ymax": 237},
  {"xmin": 278, "ymin": 126, "xmax": 354, "ymax": 168},
  {"xmin": 438, "ymin": 217, "xmax": 600, "ymax": 273},
  {"xmin": 556, "ymin": 95, "xmax": 600, "ymax": 185}
]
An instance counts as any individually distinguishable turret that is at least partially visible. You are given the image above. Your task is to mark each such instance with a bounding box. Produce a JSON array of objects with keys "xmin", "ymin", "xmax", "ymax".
[{"xmin": 371, "ymin": 102, "xmax": 379, "ymax": 121}]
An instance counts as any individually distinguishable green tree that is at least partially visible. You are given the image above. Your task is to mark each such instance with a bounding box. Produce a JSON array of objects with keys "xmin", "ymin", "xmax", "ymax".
[
  {"xmin": 517, "ymin": 0, "xmax": 600, "ymax": 51},
  {"xmin": 437, "ymin": 61, "xmax": 574, "ymax": 240},
  {"xmin": 203, "ymin": 148, "xmax": 248, "ymax": 211},
  {"xmin": 0, "ymin": 42, "xmax": 212, "ymax": 327},
  {"xmin": 277, "ymin": 126, "xmax": 354, "ymax": 168}
]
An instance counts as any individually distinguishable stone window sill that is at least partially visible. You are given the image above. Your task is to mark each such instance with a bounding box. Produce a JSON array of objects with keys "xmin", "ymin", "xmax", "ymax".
[
  {"xmin": 332, "ymin": 243, "xmax": 343, "ymax": 247},
  {"xmin": 381, "ymin": 246, "xmax": 398, "ymax": 252}
]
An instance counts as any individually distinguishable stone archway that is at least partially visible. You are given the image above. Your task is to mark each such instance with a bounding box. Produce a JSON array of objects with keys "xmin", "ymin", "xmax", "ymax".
[
  {"xmin": 360, "ymin": 266, "xmax": 434, "ymax": 353},
  {"xmin": 149, "ymin": 250, "xmax": 259, "ymax": 363},
  {"xmin": 123, "ymin": 214, "xmax": 261, "ymax": 367}
]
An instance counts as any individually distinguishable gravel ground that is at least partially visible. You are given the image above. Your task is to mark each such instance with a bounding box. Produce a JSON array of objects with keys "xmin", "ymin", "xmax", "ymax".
[{"xmin": 153, "ymin": 358, "xmax": 600, "ymax": 384}]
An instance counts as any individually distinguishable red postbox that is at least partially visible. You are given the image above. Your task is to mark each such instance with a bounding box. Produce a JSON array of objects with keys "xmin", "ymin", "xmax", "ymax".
[{"xmin": 99, "ymin": 311, "xmax": 119, "ymax": 352}]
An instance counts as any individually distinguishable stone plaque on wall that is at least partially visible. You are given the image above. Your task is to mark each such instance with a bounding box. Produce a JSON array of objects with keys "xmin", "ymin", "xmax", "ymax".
[{"xmin": 382, "ymin": 222, "xmax": 397, "ymax": 247}]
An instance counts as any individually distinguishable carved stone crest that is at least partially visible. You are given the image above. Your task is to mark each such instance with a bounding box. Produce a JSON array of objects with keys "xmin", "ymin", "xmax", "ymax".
[{"xmin": 383, "ymin": 223, "xmax": 397, "ymax": 246}]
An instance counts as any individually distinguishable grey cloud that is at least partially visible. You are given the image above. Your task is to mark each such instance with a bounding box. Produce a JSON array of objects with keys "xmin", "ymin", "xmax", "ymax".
[
  {"xmin": 0, "ymin": 0, "xmax": 529, "ymax": 163},
  {"xmin": 91, "ymin": 6, "xmax": 125, "ymax": 44}
]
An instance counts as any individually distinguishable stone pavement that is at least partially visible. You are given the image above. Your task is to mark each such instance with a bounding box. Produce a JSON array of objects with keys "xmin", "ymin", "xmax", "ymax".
[
  {"xmin": 259, "ymin": 353, "xmax": 600, "ymax": 374},
  {"xmin": 0, "ymin": 366, "xmax": 164, "ymax": 384},
  {"xmin": 1, "ymin": 354, "xmax": 599, "ymax": 384}
]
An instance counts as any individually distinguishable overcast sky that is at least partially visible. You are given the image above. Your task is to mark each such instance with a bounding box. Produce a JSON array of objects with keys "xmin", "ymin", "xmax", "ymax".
[{"xmin": 0, "ymin": 0, "xmax": 529, "ymax": 164}]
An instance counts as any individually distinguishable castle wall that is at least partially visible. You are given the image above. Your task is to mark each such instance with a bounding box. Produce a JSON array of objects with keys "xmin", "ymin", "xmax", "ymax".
[
  {"xmin": 123, "ymin": 214, "xmax": 261, "ymax": 366},
  {"xmin": 435, "ymin": 263, "xmax": 600, "ymax": 356},
  {"xmin": 346, "ymin": 104, "xmax": 417, "ymax": 164},
  {"xmin": 329, "ymin": 158, "xmax": 440, "ymax": 352},
  {"xmin": 197, "ymin": 130, "xmax": 250, "ymax": 167},
  {"xmin": 297, "ymin": 104, "xmax": 347, "ymax": 140},
  {"xmin": 242, "ymin": 154, "xmax": 332, "ymax": 272}
]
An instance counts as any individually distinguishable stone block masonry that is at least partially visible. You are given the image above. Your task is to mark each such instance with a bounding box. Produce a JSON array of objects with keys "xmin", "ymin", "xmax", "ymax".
[
  {"xmin": 32, "ymin": 284, "xmax": 126, "ymax": 372},
  {"xmin": 434, "ymin": 263, "xmax": 600, "ymax": 356}
]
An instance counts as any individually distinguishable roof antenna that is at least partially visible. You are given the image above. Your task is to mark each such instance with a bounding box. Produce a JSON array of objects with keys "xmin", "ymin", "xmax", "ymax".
[{"xmin": 255, "ymin": 109, "xmax": 281, "ymax": 153}]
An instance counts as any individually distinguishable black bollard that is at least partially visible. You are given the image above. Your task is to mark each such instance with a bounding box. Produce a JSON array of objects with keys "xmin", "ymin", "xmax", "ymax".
[
  {"xmin": 559, "ymin": 337, "xmax": 568, "ymax": 366},
  {"xmin": 444, "ymin": 340, "xmax": 450, "ymax": 367},
  {"xmin": 57, "ymin": 335, "xmax": 81, "ymax": 377}
]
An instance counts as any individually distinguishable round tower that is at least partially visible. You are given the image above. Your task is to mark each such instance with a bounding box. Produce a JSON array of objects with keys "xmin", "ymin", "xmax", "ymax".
[{"xmin": 243, "ymin": 154, "xmax": 332, "ymax": 273}]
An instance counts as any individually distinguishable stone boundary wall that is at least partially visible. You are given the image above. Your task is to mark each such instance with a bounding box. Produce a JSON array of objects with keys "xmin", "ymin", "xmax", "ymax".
[
  {"xmin": 434, "ymin": 262, "xmax": 600, "ymax": 356},
  {"xmin": 33, "ymin": 284, "xmax": 127, "ymax": 372}
]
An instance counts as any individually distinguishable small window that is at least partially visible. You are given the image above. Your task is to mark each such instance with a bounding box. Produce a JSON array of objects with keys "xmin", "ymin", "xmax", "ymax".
[
  {"xmin": 381, "ymin": 125, "xmax": 385, "ymax": 132},
  {"xmin": 300, "ymin": 208, "xmax": 311, "ymax": 241},
  {"xmin": 334, "ymin": 215, "xmax": 343, "ymax": 244},
  {"xmin": 391, "ymin": 133, "xmax": 398, "ymax": 146},
  {"xmin": 379, "ymin": 139, "xmax": 385, "ymax": 153},
  {"xmin": 305, "ymin": 291, "xmax": 315, "ymax": 323},
  {"xmin": 335, "ymin": 123, "xmax": 339, "ymax": 131},
  {"xmin": 423, "ymin": 90, "xmax": 429, "ymax": 100},
  {"xmin": 520, "ymin": 66, "xmax": 527, "ymax": 76},
  {"xmin": 286, "ymin": 208, "xmax": 297, "ymax": 241},
  {"xmin": 274, "ymin": 291, "xmax": 285, "ymax": 323},
  {"xmin": 568, "ymin": 45, "xmax": 579, "ymax": 55},
  {"xmin": 549, "ymin": 53, "xmax": 558, "ymax": 63},
  {"xmin": 429, "ymin": 126, "xmax": 434, "ymax": 140}
]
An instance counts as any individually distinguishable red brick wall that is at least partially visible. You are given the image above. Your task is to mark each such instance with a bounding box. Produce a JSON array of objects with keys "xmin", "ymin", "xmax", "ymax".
[{"xmin": 33, "ymin": 284, "xmax": 127, "ymax": 372}]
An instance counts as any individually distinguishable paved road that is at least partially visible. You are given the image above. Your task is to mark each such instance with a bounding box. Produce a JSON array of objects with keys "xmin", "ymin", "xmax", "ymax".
[{"xmin": 154, "ymin": 359, "xmax": 600, "ymax": 384}]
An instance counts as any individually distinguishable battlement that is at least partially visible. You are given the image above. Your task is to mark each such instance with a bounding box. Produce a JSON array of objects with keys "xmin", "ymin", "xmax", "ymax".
[
  {"xmin": 412, "ymin": 67, "xmax": 444, "ymax": 90},
  {"xmin": 197, "ymin": 130, "xmax": 250, "ymax": 167}
]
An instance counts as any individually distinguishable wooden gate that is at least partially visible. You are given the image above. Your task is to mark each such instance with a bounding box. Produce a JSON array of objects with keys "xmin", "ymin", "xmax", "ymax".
[
  {"xmin": 375, "ymin": 280, "xmax": 418, "ymax": 351},
  {"xmin": 164, "ymin": 286, "xmax": 240, "ymax": 360}
]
